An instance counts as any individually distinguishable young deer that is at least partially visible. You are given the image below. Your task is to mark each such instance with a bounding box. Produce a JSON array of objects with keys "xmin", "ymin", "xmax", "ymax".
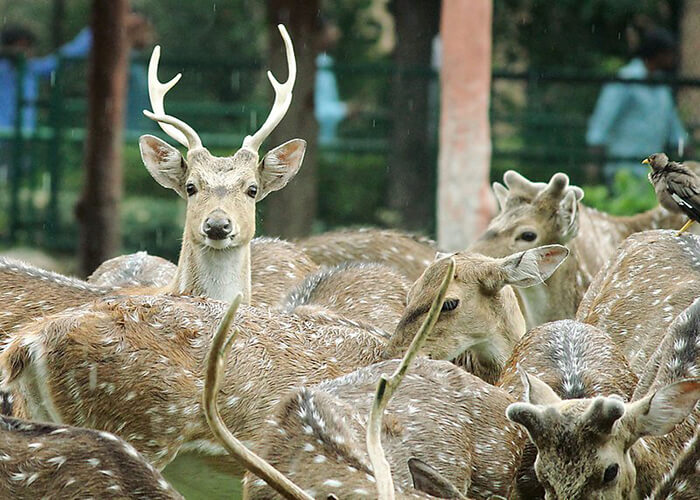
[
  {"xmin": 0, "ymin": 415, "xmax": 182, "ymax": 499},
  {"xmin": 498, "ymin": 320, "xmax": 639, "ymax": 499},
  {"xmin": 470, "ymin": 170, "xmax": 685, "ymax": 328},
  {"xmin": 205, "ymin": 263, "xmax": 479, "ymax": 500},
  {"xmin": 505, "ymin": 298, "xmax": 700, "ymax": 500},
  {"xmin": 577, "ymin": 230, "xmax": 700, "ymax": 375},
  {"xmin": 0, "ymin": 245, "xmax": 566, "ymax": 472},
  {"xmin": 299, "ymin": 227, "xmax": 438, "ymax": 281},
  {"xmin": 647, "ymin": 429, "xmax": 699, "ymax": 500}
]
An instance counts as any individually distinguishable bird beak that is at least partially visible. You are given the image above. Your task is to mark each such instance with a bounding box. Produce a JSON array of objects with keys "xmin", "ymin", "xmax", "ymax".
[{"xmin": 642, "ymin": 158, "xmax": 650, "ymax": 166}]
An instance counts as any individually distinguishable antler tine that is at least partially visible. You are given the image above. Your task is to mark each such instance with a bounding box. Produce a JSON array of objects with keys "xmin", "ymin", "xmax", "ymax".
[
  {"xmin": 203, "ymin": 294, "xmax": 312, "ymax": 500},
  {"xmin": 145, "ymin": 45, "xmax": 202, "ymax": 150},
  {"xmin": 242, "ymin": 24, "xmax": 296, "ymax": 153},
  {"xmin": 366, "ymin": 257, "xmax": 456, "ymax": 500}
]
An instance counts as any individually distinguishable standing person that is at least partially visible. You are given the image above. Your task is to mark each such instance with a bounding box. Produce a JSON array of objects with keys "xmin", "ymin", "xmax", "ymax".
[
  {"xmin": 314, "ymin": 19, "xmax": 358, "ymax": 146},
  {"xmin": 0, "ymin": 25, "xmax": 92, "ymax": 131},
  {"xmin": 585, "ymin": 28, "xmax": 691, "ymax": 183}
]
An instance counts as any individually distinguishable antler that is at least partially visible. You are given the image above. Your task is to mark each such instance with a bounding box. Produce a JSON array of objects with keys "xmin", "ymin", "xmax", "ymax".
[
  {"xmin": 203, "ymin": 294, "xmax": 312, "ymax": 500},
  {"xmin": 144, "ymin": 45, "xmax": 203, "ymax": 150},
  {"xmin": 241, "ymin": 24, "xmax": 296, "ymax": 153},
  {"xmin": 366, "ymin": 257, "xmax": 456, "ymax": 500}
]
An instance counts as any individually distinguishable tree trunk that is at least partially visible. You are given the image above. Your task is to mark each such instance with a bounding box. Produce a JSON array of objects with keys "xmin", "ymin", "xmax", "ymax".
[
  {"xmin": 261, "ymin": 0, "xmax": 319, "ymax": 238},
  {"xmin": 387, "ymin": 0, "xmax": 441, "ymax": 233},
  {"xmin": 679, "ymin": 0, "xmax": 700, "ymax": 147},
  {"xmin": 437, "ymin": 0, "xmax": 494, "ymax": 251},
  {"xmin": 76, "ymin": 0, "xmax": 129, "ymax": 276}
]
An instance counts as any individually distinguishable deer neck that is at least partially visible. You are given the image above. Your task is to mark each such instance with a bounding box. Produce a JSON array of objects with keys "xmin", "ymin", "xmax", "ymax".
[{"xmin": 168, "ymin": 239, "xmax": 252, "ymax": 303}]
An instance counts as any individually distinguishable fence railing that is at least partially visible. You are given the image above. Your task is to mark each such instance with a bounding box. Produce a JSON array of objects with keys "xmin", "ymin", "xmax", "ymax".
[{"xmin": 1, "ymin": 54, "xmax": 699, "ymax": 254}]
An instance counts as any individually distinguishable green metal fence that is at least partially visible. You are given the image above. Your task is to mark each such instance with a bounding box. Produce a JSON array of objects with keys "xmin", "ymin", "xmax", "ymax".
[{"xmin": 1, "ymin": 54, "xmax": 699, "ymax": 258}]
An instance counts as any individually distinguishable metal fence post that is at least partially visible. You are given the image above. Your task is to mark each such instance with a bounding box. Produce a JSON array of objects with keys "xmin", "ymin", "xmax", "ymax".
[{"xmin": 9, "ymin": 55, "xmax": 26, "ymax": 243}]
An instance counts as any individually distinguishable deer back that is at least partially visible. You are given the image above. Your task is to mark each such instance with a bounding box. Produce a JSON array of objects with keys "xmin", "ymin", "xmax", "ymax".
[
  {"xmin": 88, "ymin": 251, "xmax": 177, "ymax": 288},
  {"xmin": 577, "ymin": 230, "xmax": 700, "ymax": 375},
  {"xmin": 245, "ymin": 358, "xmax": 523, "ymax": 500},
  {"xmin": 0, "ymin": 415, "xmax": 182, "ymax": 499},
  {"xmin": 299, "ymin": 227, "xmax": 437, "ymax": 281},
  {"xmin": 282, "ymin": 261, "xmax": 411, "ymax": 333}
]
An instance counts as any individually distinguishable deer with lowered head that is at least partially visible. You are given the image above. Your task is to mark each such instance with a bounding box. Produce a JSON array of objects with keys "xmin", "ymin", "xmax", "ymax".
[
  {"xmin": 469, "ymin": 170, "xmax": 686, "ymax": 328},
  {"xmin": 505, "ymin": 298, "xmax": 700, "ymax": 500},
  {"xmin": 0, "ymin": 242, "xmax": 567, "ymax": 478},
  {"xmin": 203, "ymin": 266, "xmax": 485, "ymax": 500}
]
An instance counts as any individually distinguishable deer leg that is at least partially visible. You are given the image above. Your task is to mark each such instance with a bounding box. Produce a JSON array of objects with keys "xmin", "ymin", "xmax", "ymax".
[{"xmin": 677, "ymin": 219, "xmax": 695, "ymax": 236}]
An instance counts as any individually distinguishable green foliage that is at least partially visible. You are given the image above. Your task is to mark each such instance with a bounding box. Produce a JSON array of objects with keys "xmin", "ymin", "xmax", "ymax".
[{"xmin": 583, "ymin": 169, "xmax": 657, "ymax": 215}]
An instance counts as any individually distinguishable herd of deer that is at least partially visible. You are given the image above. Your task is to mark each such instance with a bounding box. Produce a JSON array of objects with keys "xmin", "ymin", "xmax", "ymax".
[{"xmin": 0, "ymin": 24, "xmax": 698, "ymax": 500}]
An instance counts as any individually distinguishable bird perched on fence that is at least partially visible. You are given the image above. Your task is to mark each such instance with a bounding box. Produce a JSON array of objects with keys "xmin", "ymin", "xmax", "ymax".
[{"xmin": 644, "ymin": 152, "xmax": 700, "ymax": 235}]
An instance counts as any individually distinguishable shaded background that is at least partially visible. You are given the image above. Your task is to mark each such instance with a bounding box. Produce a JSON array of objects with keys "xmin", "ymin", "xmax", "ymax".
[{"xmin": 0, "ymin": 0, "xmax": 698, "ymax": 270}]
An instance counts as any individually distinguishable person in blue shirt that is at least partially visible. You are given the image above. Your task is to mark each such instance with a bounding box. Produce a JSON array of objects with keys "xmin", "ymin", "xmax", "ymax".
[
  {"xmin": 0, "ymin": 25, "xmax": 92, "ymax": 131},
  {"xmin": 314, "ymin": 20, "xmax": 358, "ymax": 146},
  {"xmin": 586, "ymin": 28, "xmax": 690, "ymax": 182}
]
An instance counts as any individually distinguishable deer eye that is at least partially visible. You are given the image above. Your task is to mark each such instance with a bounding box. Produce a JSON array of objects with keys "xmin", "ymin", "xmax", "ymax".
[
  {"xmin": 186, "ymin": 183, "xmax": 197, "ymax": 196},
  {"xmin": 518, "ymin": 231, "xmax": 537, "ymax": 242},
  {"xmin": 603, "ymin": 464, "xmax": 619, "ymax": 483},
  {"xmin": 247, "ymin": 185, "xmax": 258, "ymax": 198},
  {"xmin": 441, "ymin": 299, "xmax": 459, "ymax": 312}
]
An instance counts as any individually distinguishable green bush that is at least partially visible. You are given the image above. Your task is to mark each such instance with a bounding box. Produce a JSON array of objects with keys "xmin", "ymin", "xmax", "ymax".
[{"xmin": 583, "ymin": 169, "xmax": 657, "ymax": 215}]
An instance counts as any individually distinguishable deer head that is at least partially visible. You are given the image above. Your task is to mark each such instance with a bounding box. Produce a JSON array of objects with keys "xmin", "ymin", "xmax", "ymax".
[
  {"xmin": 506, "ymin": 367, "xmax": 700, "ymax": 500},
  {"xmin": 384, "ymin": 245, "xmax": 569, "ymax": 384},
  {"xmin": 139, "ymin": 25, "xmax": 306, "ymax": 301},
  {"xmin": 470, "ymin": 171, "xmax": 584, "ymax": 257}
]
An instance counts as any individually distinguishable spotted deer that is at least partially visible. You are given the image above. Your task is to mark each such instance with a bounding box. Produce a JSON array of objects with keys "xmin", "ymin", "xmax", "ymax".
[
  {"xmin": 205, "ymin": 264, "xmax": 480, "ymax": 500},
  {"xmin": 0, "ymin": 416, "xmax": 183, "ymax": 499},
  {"xmin": 498, "ymin": 320, "xmax": 639, "ymax": 499},
  {"xmin": 577, "ymin": 230, "xmax": 700, "ymax": 375},
  {"xmin": 0, "ymin": 244, "xmax": 566, "ymax": 477},
  {"xmin": 647, "ymin": 429, "xmax": 699, "ymax": 500},
  {"xmin": 469, "ymin": 170, "xmax": 685, "ymax": 328},
  {"xmin": 0, "ymin": 25, "xmax": 306, "ymax": 339},
  {"xmin": 299, "ymin": 228, "xmax": 438, "ymax": 281},
  {"xmin": 505, "ymin": 298, "xmax": 700, "ymax": 500}
]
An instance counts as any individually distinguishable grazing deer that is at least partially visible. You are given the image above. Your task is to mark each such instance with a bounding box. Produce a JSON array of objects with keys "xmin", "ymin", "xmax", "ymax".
[
  {"xmin": 299, "ymin": 228, "xmax": 438, "ymax": 281},
  {"xmin": 0, "ymin": 415, "xmax": 182, "ymax": 499},
  {"xmin": 577, "ymin": 230, "xmax": 700, "ymax": 375},
  {"xmin": 505, "ymin": 298, "xmax": 700, "ymax": 500},
  {"xmin": 206, "ymin": 264, "xmax": 478, "ymax": 500},
  {"xmin": 0, "ymin": 245, "xmax": 566, "ymax": 474},
  {"xmin": 470, "ymin": 170, "xmax": 685, "ymax": 328},
  {"xmin": 498, "ymin": 320, "xmax": 639, "ymax": 499}
]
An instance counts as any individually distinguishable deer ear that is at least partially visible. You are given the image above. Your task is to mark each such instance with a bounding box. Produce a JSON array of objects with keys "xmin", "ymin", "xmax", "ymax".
[
  {"xmin": 492, "ymin": 182, "xmax": 509, "ymax": 211},
  {"xmin": 408, "ymin": 458, "xmax": 467, "ymax": 499},
  {"xmin": 518, "ymin": 364, "xmax": 561, "ymax": 405},
  {"xmin": 258, "ymin": 139, "xmax": 306, "ymax": 200},
  {"xmin": 139, "ymin": 135, "xmax": 188, "ymax": 198},
  {"xmin": 483, "ymin": 245, "xmax": 569, "ymax": 292},
  {"xmin": 624, "ymin": 379, "xmax": 700, "ymax": 438},
  {"xmin": 558, "ymin": 190, "xmax": 580, "ymax": 240}
]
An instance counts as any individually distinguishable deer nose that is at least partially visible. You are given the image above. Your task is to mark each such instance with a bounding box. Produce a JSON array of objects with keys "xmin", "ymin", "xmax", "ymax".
[{"xmin": 203, "ymin": 216, "xmax": 233, "ymax": 240}]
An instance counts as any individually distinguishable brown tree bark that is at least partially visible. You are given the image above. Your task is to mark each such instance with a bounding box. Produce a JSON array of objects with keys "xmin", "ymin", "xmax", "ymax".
[
  {"xmin": 437, "ymin": 0, "xmax": 494, "ymax": 251},
  {"xmin": 261, "ymin": 0, "xmax": 320, "ymax": 238},
  {"xmin": 76, "ymin": 0, "xmax": 129, "ymax": 276},
  {"xmin": 387, "ymin": 0, "xmax": 441, "ymax": 233}
]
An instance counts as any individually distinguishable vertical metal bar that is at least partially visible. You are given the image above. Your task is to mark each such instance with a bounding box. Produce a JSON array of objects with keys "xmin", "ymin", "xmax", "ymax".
[{"xmin": 9, "ymin": 56, "xmax": 26, "ymax": 243}]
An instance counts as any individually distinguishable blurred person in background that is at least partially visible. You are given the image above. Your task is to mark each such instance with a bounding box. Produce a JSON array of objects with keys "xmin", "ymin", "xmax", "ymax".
[
  {"xmin": 124, "ymin": 12, "xmax": 156, "ymax": 133},
  {"xmin": 315, "ymin": 18, "xmax": 359, "ymax": 146},
  {"xmin": 585, "ymin": 27, "xmax": 690, "ymax": 184},
  {"xmin": 0, "ymin": 24, "xmax": 91, "ymax": 131}
]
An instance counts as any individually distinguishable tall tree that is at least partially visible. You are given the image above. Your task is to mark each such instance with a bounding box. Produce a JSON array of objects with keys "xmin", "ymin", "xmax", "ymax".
[
  {"xmin": 76, "ymin": 0, "xmax": 129, "ymax": 276},
  {"xmin": 679, "ymin": 0, "xmax": 700, "ymax": 142},
  {"xmin": 387, "ymin": 0, "xmax": 441, "ymax": 233},
  {"xmin": 261, "ymin": 0, "xmax": 320, "ymax": 238},
  {"xmin": 437, "ymin": 0, "xmax": 494, "ymax": 251}
]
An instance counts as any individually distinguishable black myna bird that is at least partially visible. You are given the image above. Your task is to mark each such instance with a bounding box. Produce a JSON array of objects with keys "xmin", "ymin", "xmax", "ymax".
[{"xmin": 644, "ymin": 152, "xmax": 700, "ymax": 235}]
